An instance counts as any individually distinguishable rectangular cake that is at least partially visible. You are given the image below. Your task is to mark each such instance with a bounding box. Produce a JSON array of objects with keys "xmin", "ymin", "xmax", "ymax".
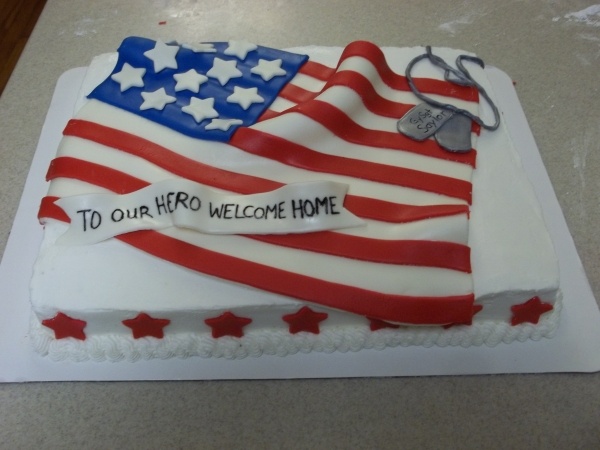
[{"xmin": 30, "ymin": 37, "xmax": 560, "ymax": 361}]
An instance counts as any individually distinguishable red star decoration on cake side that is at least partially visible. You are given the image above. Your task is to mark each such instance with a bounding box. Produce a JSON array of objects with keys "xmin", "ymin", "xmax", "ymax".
[
  {"xmin": 282, "ymin": 306, "xmax": 328, "ymax": 334},
  {"xmin": 204, "ymin": 311, "xmax": 252, "ymax": 338},
  {"xmin": 41, "ymin": 312, "xmax": 87, "ymax": 340},
  {"xmin": 511, "ymin": 296, "xmax": 554, "ymax": 326},
  {"xmin": 368, "ymin": 317, "xmax": 401, "ymax": 331},
  {"xmin": 122, "ymin": 312, "xmax": 171, "ymax": 339}
]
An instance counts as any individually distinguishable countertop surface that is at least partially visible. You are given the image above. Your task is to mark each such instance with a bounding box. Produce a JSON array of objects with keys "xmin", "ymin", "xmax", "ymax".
[{"xmin": 1, "ymin": 0, "xmax": 599, "ymax": 448}]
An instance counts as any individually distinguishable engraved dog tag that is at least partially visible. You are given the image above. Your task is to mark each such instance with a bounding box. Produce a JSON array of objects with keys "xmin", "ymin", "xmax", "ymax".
[
  {"xmin": 397, "ymin": 103, "xmax": 454, "ymax": 141},
  {"xmin": 434, "ymin": 113, "xmax": 472, "ymax": 152}
]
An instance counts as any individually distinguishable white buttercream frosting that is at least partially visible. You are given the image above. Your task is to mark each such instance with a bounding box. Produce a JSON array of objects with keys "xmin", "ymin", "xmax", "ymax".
[{"xmin": 30, "ymin": 296, "xmax": 561, "ymax": 362}]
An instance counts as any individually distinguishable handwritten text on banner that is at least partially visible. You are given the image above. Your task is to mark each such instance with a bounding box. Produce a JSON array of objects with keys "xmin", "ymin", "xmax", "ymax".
[{"xmin": 55, "ymin": 180, "xmax": 364, "ymax": 245}]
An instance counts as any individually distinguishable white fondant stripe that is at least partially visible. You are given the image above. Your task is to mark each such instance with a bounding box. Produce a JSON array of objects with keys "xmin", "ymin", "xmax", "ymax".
[
  {"xmin": 267, "ymin": 96, "xmax": 296, "ymax": 113},
  {"xmin": 286, "ymin": 71, "xmax": 327, "ymax": 92}
]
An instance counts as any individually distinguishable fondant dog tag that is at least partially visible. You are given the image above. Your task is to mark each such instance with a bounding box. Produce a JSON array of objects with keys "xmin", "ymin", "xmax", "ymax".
[
  {"xmin": 397, "ymin": 103, "xmax": 454, "ymax": 141},
  {"xmin": 434, "ymin": 113, "xmax": 472, "ymax": 152}
]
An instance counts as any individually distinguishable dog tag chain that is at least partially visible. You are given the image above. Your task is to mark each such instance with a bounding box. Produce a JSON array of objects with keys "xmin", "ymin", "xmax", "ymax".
[{"xmin": 397, "ymin": 47, "xmax": 500, "ymax": 153}]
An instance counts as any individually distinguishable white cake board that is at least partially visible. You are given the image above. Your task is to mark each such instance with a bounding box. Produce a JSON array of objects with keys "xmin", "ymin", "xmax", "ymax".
[{"xmin": 1, "ymin": 67, "xmax": 599, "ymax": 382}]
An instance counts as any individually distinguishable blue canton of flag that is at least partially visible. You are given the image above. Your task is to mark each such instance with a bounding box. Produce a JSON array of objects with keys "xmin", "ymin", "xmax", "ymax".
[{"xmin": 87, "ymin": 36, "xmax": 308, "ymax": 142}]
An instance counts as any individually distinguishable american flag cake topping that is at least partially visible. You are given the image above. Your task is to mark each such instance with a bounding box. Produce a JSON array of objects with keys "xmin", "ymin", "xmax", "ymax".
[{"xmin": 30, "ymin": 37, "xmax": 560, "ymax": 361}]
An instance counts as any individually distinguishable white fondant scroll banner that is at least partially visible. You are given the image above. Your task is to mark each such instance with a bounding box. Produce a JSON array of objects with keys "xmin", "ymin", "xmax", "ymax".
[{"xmin": 55, "ymin": 180, "xmax": 364, "ymax": 245}]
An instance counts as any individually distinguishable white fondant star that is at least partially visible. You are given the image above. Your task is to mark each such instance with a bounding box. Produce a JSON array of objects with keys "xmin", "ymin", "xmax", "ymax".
[
  {"xmin": 140, "ymin": 88, "xmax": 176, "ymax": 111},
  {"xmin": 173, "ymin": 69, "xmax": 208, "ymax": 93},
  {"xmin": 181, "ymin": 42, "xmax": 216, "ymax": 53},
  {"xmin": 205, "ymin": 118, "xmax": 244, "ymax": 131},
  {"xmin": 224, "ymin": 40, "xmax": 258, "ymax": 60},
  {"xmin": 226, "ymin": 86, "xmax": 264, "ymax": 110},
  {"xmin": 143, "ymin": 40, "xmax": 179, "ymax": 73},
  {"xmin": 181, "ymin": 97, "xmax": 219, "ymax": 123},
  {"xmin": 250, "ymin": 59, "xmax": 286, "ymax": 81},
  {"xmin": 111, "ymin": 63, "xmax": 146, "ymax": 91},
  {"xmin": 206, "ymin": 58, "xmax": 242, "ymax": 86}
]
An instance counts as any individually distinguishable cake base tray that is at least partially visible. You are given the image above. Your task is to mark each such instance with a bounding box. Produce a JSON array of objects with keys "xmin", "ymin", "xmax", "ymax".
[{"xmin": 1, "ymin": 67, "xmax": 599, "ymax": 382}]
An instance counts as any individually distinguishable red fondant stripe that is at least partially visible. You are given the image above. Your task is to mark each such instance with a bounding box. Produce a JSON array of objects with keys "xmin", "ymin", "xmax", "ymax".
[
  {"xmin": 39, "ymin": 196, "xmax": 71, "ymax": 223},
  {"xmin": 342, "ymin": 196, "xmax": 468, "ymax": 223},
  {"xmin": 119, "ymin": 230, "xmax": 475, "ymax": 324},
  {"xmin": 293, "ymin": 100, "xmax": 476, "ymax": 166},
  {"xmin": 320, "ymin": 70, "xmax": 415, "ymax": 117},
  {"xmin": 247, "ymin": 233, "xmax": 471, "ymax": 272},
  {"xmin": 278, "ymin": 83, "xmax": 319, "ymax": 104},
  {"xmin": 298, "ymin": 60, "xmax": 336, "ymax": 80},
  {"xmin": 229, "ymin": 128, "xmax": 472, "ymax": 203},
  {"xmin": 336, "ymin": 41, "xmax": 479, "ymax": 101},
  {"xmin": 59, "ymin": 120, "xmax": 469, "ymax": 222},
  {"xmin": 45, "ymin": 156, "xmax": 147, "ymax": 193},
  {"xmin": 258, "ymin": 109, "xmax": 280, "ymax": 121}
]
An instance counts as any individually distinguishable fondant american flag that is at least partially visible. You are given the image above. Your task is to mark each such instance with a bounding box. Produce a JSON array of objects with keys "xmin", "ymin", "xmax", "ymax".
[{"xmin": 39, "ymin": 38, "xmax": 481, "ymax": 325}]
